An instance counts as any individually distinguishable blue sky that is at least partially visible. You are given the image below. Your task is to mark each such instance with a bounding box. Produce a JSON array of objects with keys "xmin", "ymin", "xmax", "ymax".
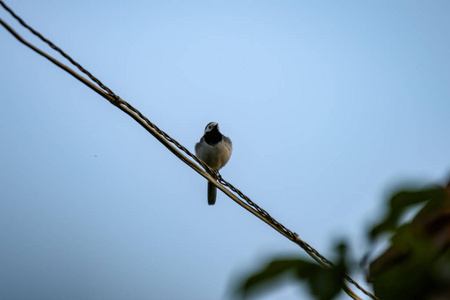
[{"xmin": 1, "ymin": 1, "xmax": 449, "ymax": 299}]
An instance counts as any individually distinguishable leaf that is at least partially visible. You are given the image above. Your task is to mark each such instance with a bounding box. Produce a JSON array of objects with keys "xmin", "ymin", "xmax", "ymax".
[
  {"xmin": 307, "ymin": 267, "xmax": 343, "ymax": 300},
  {"xmin": 236, "ymin": 258, "xmax": 307, "ymax": 298},
  {"xmin": 369, "ymin": 187, "xmax": 445, "ymax": 240},
  {"xmin": 304, "ymin": 243, "xmax": 348, "ymax": 300},
  {"xmin": 236, "ymin": 243, "xmax": 349, "ymax": 300}
]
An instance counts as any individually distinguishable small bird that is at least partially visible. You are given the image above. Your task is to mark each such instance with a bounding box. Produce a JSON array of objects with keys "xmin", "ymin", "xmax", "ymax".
[{"xmin": 195, "ymin": 122, "xmax": 232, "ymax": 205}]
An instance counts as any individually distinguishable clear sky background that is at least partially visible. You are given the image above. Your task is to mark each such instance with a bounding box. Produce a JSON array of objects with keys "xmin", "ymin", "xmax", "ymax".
[{"xmin": 1, "ymin": 1, "xmax": 449, "ymax": 299}]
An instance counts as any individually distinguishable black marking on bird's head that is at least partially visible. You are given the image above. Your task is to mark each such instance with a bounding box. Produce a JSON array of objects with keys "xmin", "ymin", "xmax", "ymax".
[{"xmin": 203, "ymin": 122, "xmax": 222, "ymax": 145}]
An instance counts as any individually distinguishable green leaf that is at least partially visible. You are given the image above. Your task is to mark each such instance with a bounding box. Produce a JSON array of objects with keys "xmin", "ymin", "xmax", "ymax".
[
  {"xmin": 304, "ymin": 243, "xmax": 348, "ymax": 300},
  {"xmin": 307, "ymin": 267, "xmax": 343, "ymax": 300},
  {"xmin": 236, "ymin": 258, "xmax": 307, "ymax": 298},
  {"xmin": 369, "ymin": 187, "xmax": 445, "ymax": 240},
  {"xmin": 235, "ymin": 243, "xmax": 349, "ymax": 300}
]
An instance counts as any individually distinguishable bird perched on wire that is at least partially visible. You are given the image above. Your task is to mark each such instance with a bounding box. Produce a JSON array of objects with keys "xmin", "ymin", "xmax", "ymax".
[{"xmin": 195, "ymin": 122, "xmax": 232, "ymax": 205}]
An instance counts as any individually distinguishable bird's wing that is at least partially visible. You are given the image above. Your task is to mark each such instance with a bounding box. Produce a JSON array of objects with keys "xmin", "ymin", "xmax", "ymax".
[
  {"xmin": 195, "ymin": 137, "xmax": 204, "ymax": 155},
  {"xmin": 223, "ymin": 136, "xmax": 232, "ymax": 149}
]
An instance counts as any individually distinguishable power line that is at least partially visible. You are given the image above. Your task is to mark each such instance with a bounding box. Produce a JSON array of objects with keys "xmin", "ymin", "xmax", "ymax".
[{"xmin": 0, "ymin": 1, "xmax": 378, "ymax": 299}]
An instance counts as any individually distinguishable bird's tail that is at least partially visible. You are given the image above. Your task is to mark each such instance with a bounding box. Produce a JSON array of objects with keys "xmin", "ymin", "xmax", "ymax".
[{"xmin": 207, "ymin": 182, "xmax": 217, "ymax": 205}]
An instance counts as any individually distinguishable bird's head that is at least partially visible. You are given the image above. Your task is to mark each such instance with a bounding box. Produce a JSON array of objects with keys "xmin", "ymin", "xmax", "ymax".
[{"xmin": 204, "ymin": 122, "xmax": 219, "ymax": 134}]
